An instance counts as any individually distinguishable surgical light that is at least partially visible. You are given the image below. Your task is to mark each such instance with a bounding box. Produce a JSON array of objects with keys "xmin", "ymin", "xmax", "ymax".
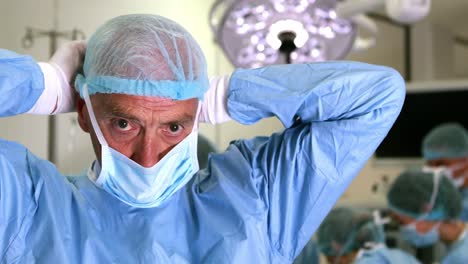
[{"xmin": 210, "ymin": 0, "xmax": 357, "ymax": 68}]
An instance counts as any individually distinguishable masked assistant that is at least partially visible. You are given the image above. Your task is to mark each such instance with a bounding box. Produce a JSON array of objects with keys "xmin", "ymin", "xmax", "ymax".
[
  {"xmin": 317, "ymin": 207, "xmax": 386, "ymax": 258},
  {"xmin": 388, "ymin": 168, "xmax": 463, "ymax": 221},
  {"xmin": 422, "ymin": 123, "xmax": 468, "ymax": 161}
]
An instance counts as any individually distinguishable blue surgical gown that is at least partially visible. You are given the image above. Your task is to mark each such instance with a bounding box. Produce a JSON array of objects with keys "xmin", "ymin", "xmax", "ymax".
[
  {"xmin": 0, "ymin": 49, "xmax": 405, "ymax": 263},
  {"xmin": 442, "ymin": 232, "xmax": 468, "ymax": 264},
  {"xmin": 355, "ymin": 247, "xmax": 421, "ymax": 264}
]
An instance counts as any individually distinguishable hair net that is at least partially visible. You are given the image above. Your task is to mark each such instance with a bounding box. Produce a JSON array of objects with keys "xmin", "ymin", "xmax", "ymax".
[
  {"xmin": 387, "ymin": 168, "xmax": 462, "ymax": 221},
  {"xmin": 75, "ymin": 14, "xmax": 209, "ymax": 100},
  {"xmin": 317, "ymin": 207, "xmax": 385, "ymax": 257},
  {"xmin": 422, "ymin": 123, "xmax": 468, "ymax": 161}
]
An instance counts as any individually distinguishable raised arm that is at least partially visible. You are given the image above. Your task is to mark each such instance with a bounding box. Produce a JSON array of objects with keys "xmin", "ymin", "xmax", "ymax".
[
  {"xmin": 0, "ymin": 41, "xmax": 85, "ymax": 117},
  {"xmin": 0, "ymin": 50, "xmax": 44, "ymax": 116},
  {"xmin": 0, "ymin": 42, "xmax": 85, "ymax": 261},
  {"xmin": 225, "ymin": 61, "xmax": 405, "ymax": 260}
]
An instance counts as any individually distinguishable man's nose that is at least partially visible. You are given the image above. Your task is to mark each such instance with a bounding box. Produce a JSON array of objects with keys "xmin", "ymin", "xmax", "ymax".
[{"xmin": 131, "ymin": 136, "xmax": 169, "ymax": 168}]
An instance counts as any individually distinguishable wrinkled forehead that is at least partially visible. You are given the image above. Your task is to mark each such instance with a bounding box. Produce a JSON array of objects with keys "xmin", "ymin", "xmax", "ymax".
[
  {"xmin": 92, "ymin": 93, "xmax": 175, "ymax": 105},
  {"xmin": 91, "ymin": 93, "xmax": 199, "ymax": 111}
]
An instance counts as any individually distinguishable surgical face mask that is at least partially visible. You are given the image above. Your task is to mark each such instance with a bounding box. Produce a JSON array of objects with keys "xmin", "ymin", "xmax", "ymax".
[
  {"xmin": 446, "ymin": 172, "xmax": 465, "ymax": 188},
  {"xmin": 425, "ymin": 165, "xmax": 465, "ymax": 188},
  {"xmin": 447, "ymin": 161, "xmax": 468, "ymax": 188},
  {"xmin": 83, "ymin": 85, "xmax": 200, "ymax": 208},
  {"xmin": 400, "ymin": 222, "xmax": 440, "ymax": 248},
  {"xmin": 398, "ymin": 169, "xmax": 442, "ymax": 247}
]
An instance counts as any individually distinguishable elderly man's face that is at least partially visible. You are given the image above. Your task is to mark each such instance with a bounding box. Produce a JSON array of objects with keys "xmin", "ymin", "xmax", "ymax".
[{"xmin": 77, "ymin": 94, "xmax": 199, "ymax": 168}]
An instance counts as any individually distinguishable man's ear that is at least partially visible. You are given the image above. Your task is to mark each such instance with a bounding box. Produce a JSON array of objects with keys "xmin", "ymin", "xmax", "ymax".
[{"xmin": 76, "ymin": 95, "xmax": 90, "ymax": 133}]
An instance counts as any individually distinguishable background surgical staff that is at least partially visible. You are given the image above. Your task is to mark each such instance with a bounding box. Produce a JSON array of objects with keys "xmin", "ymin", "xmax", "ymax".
[
  {"xmin": 316, "ymin": 207, "xmax": 420, "ymax": 264},
  {"xmin": 0, "ymin": 14, "xmax": 405, "ymax": 263},
  {"xmin": 387, "ymin": 168, "xmax": 468, "ymax": 264},
  {"xmin": 422, "ymin": 123, "xmax": 468, "ymax": 221}
]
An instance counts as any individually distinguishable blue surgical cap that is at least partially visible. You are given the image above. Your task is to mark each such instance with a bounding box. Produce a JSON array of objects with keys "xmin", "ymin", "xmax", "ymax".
[
  {"xmin": 75, "ymin": 14, "xmax": 209, "ymax": 100},
  {"xmin": 387, "ymin": 168, "xmax": 462, "ymax": 221},
  {"xmin": 317, "ymin": 207, "xmax": 385, "ymax": 256},
  {"xmin": 422, "ymin": 123, "xmax": 468, "ymax": 161}
]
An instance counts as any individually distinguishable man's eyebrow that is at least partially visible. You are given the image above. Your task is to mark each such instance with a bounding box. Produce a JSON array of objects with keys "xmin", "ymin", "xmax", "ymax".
[
  {"xmin": 159, "ymin": 114, "xmax": 195, "ymax": 125},
  {"xmin": 102, "ymin": 105, "xmax": 142, "ymax": 121},
  {"xmin": 111, "ymin": 111, "xmax": 140, "ymax": 121},
  {"xmin": 103, "ymin": 104, "xmax": 196, "ymax": 124}
]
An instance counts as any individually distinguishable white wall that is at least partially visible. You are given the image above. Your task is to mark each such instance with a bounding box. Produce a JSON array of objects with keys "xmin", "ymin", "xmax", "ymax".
[
  {"xmin": 455, "ymin": 44, "xmax": 468, "ymax": 78},
  {"xmin": 347, "ymin": 20, "xmax": 405, "ymax": 76}
]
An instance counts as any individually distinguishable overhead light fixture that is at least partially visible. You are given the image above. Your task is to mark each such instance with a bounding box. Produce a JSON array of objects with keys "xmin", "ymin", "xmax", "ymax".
[
  {"xmin": 210, "ymin": 0, "xmax": 431, "ymax": 69},
  {"xmin": 210, "ymin": 0, "xmax": 357, "ymax": 68}
]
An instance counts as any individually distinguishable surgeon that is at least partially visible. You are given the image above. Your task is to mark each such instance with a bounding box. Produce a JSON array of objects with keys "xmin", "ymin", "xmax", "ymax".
[
  {"xmin": 423, "ymin": 123, "xmax": 468, "ymax": 221},
  {"xmin": 0, "ymin": 14, "xmax": 405, "ymax": 263},
  {"xmin": 387, "ymin": 168, "xmax": 468, "ymax": 263},
  {"xmin": 316, "ymin": 207, "xmax": 420, "ymax": 264}
]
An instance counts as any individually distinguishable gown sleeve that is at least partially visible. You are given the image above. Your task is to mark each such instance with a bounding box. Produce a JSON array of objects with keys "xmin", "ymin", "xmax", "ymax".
[
  {"xmin": 0, "ymin": 49, "xmax": 44, "ymax": 117},
  {"xmin": 226, "ymin": 61, "xmax": 405, "ymax": 259}
]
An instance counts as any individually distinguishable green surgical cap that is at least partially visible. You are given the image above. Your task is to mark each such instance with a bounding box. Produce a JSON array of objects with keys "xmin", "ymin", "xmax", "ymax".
[
  {"xmin": 317, "ymin": 207, "xmax": 385, "ymax": 256},
  {"xmin": 75, "ymin": 14, "xmax": 209, "ymax": 100},
  {"xmin": 422, "ymin": 123, "xmax": 468, "ymax": 161},
  {"xmin": 387, "ymin": 168, "xmax": 462, "ymax": 220}
]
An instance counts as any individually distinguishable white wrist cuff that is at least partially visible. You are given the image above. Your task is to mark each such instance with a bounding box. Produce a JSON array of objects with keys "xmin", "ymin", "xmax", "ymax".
[
  {"xmin": 27, "ymin": 62, "xmax": 75, "ymax": 115},
  {"xmin": 27, "ymin": 62, "xmax": 59, "ymax": 115},
  {"xmin": 201, "ymin": 75, "xmax": 232, "ymax": 124},
  {"xmin": 49, "ymin": 62, "xmax": 75, "ymax": 114}
]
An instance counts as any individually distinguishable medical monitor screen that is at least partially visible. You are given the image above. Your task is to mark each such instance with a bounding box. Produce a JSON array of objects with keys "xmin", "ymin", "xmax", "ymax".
[{"xmin": 375, "ymin": 86, "xmax": 468, "ymax": 159}]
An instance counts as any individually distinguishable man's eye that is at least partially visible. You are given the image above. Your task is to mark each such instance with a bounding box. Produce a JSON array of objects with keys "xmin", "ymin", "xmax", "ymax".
[
  {"xmin": 169, "ymin": 123, "xmax": 181, "ymax": 133},
  {"xmin": 115, "ymin": 119, "xmax": 131, "ymax": 131}
]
